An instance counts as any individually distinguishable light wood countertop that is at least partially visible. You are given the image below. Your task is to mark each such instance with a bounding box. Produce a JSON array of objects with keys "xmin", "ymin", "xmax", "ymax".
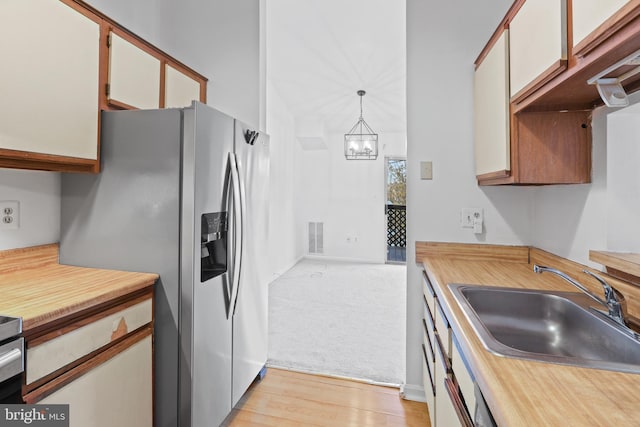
[
  {"xmin": 0, "ymin": 244, "xmax": 158, "ymax": 334},
  {"xmin": 418, "ymin": 242, "xmax": 640, "ymax": 426}
]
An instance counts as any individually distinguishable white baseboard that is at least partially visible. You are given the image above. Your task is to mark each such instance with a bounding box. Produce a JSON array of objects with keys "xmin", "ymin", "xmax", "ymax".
[
  {"xmin": 268, "ymin": 255, "xmax": 306, "ymax": 284},
  {"xmin": 399, "ymin": 383, "xmax": 427, "ymax": 403},
  {"xmin": 266, "ymin": 364, "xmax": 401, "ymax": 389},
  {"xmin": 303, "ymin": 254, "xmax": 384, "ymax": 264}
]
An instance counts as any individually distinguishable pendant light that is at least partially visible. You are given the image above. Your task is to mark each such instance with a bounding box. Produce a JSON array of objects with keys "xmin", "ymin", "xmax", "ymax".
[{"xmin": 344, "ymin": 90, "xmax": 378, "ymax": 160}]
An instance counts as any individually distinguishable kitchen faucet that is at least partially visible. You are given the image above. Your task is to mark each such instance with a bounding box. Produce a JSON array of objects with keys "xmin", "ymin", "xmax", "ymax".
[{"xmin": 533, "ymin": 265, "xmax": 627, "ymax": 327}]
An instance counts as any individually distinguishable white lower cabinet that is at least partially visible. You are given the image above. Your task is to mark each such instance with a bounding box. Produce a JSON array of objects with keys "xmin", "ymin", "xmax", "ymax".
[
  {"xmin": 39, "ymin": 334, "xmax": 152, "ymax": 427},
  {"xmin": 422, "ymin": 268, "xmax": 478, "ymax": 427}
]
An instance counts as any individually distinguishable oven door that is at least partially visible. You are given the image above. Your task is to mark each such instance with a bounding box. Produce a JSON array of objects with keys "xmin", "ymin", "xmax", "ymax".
[{"xmin": 0, "ymin": 338, "xmax": 24, "ymax": 403}]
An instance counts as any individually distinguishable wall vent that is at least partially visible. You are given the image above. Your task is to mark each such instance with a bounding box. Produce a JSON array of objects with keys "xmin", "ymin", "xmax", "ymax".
[{"xmin": 308, "ymin": 222, "xmax": 324, "ymax": 254}]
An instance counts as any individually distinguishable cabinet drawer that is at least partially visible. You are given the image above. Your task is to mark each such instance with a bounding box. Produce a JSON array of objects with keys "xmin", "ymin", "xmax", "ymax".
[
  {"xmin": 27, "ymin": 298, "xmax": 152, "ymax": 385},
  {"xmin": 452, "ymin": 334, "xmax": 476, "ymax": 418},
  {"xmin": 434, "ymin": 332, "xmax": 455, "ymax": 427},
  {"xmin": 422, "ymin": 344, "xmax": 435, "ymax": 427},
  {"xmin": 423, "ymin": 296, "xmax": 435, "ymax": 353},
  {"xmin": 422, "ymin": 271, "xmax": 436, "ymax": 316},
  {"xmin": 422, "ymin": 343, "xmax": 435, "ymax": 396},
  {"xmin": 435, "ymin": 299, "xmax": 451, "ymax": 357},
  {"xmin": 422, "ymin": 319, "xmax": 435, "ymax": 386},
  {"xmin": 36, "ymin": 332, "xmax": 152, "ymax": 427},
  {"xmin": 444, "ymin": 378, "xmax": 474, "ymax": 427}
]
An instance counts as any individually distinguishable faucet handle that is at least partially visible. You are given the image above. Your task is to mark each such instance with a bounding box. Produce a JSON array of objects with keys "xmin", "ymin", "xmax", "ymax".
[
  {"xmin": 583, "ymin": 270, "xmax": 627, "ymax": 324},
  {"xmin": 583, "ymin": 270, "xmax": 621, "ymax": 301}
]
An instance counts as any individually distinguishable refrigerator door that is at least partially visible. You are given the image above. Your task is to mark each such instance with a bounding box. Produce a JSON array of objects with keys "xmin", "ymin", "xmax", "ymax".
[
  {"xmin": 182, "ymin": 102, "xmax": 236, "ymax": 427},
  {"xmin": 231, "ymin": 120, "xmax": 270, "ymax": 406}
]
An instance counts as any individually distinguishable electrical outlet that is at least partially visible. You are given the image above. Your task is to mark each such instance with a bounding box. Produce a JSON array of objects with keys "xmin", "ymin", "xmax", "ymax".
[
  {"xmin": 461, "ymin": 208, "xmax": 482, "ymax": 228},
  {"xmin": 0, "ymin": 201, "xmax": 19, "ymax": 230}
]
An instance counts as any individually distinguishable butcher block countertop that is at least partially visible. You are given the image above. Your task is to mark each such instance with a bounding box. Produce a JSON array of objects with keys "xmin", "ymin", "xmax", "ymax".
[
  {"xmin": 417, "ymin": 242, "xmax": 640, "ymax": 427},
  {"xmin": 0, "ymin": 244, "xmax": 158, "ymax": 335}
]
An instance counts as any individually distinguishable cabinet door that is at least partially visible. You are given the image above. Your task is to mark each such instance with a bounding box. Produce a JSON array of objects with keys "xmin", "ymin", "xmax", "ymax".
[
  {"xmin": 108, "ymin": 32, "xmax": 161, "ymax": 109},
  {"xmin": 39, "ymin": 334, "xmax": 152, "ymax": 427},
  {"xmin": 572, "ymin": 0, "xmax": 630, "ymax": 49},
  {"xmin": 164, "ymin": 64, "xmax": 203, "ymax": 108},
  {"xmin": 509, "ymin": 0, "xmax": 567, "ymax": 98},
  {"xmin": 0, "ymin": 0, "xmax": 100, "ymax": 160},
  {"xmin": 474, "ymin": 30, "xmax": 510, "ymax": 178}
]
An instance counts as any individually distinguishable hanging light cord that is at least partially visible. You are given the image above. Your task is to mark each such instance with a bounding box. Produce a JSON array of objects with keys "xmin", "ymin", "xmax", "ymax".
[{"xmin": 346, "ymin": 90, "xmax": 376, "ymax": 135}]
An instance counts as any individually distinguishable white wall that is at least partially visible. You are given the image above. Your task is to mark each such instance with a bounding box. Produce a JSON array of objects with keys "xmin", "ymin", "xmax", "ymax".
[
  {"xmin": 531, "ymin": 107, "xmax": 608, "ymax": 265},
  {"xmin": 0, "ymin": 169, "xmax": 60, "ymax": 250},
  {"xmin": 266, "ymin": 81, "xmax": 305, "ymax": 277},
  {"xmin": 405, "ymin": 0, "xmax": 529, "ymax": 395},
  {"xmin": 606, "ymin": 98, "xmax": 640, "ymax": 252},
  {"xmin": 295, "ymin": 131, "xmax": 406, "ymax": 263}
]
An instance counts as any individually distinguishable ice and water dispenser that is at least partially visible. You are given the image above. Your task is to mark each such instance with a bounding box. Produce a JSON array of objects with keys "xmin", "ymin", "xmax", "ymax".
[{"xmin": 201, "ymin": 212, "xmax": 227, "ymax": 282}]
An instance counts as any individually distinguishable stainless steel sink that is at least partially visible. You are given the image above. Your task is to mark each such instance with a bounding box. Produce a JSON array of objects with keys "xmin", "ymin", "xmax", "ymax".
[{"xmin": 449, "ymin": 284, "xmax": 640, "ymax": 373}]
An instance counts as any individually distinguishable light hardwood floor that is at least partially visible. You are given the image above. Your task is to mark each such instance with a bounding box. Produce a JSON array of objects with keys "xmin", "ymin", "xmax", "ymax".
[{"xmin": 223, "ymin": 368, "xmax": 430, "ymax": 426}]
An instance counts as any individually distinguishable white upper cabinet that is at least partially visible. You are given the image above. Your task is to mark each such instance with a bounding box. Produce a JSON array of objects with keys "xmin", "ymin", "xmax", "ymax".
[
  {"xmin": 0, "ymin": 0, "xmax": 100, "ymax": 160},
  {"xmin": 164, "ymin": 64, "xmax": 202, "ymax": 108},
  {"xmin": 509, "ymin": 0, "xmax": 567, "ymax": 98},
  {"xmin": 474, "ymin": 30, "xmax": 510, "ymax": 177},
  {"xmin": 108, "ymin": 32, "xmax": 161, "ymax": 109},
  {"xmin": 572, "ymin": 0, "xmax": 630, "ymax": 49}
]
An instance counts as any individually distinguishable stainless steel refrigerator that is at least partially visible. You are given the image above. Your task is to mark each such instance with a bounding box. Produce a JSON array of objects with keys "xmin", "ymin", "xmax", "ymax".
[{"xmin": 59, "ymin": 102, "xmax": 270, "ymax": 427}]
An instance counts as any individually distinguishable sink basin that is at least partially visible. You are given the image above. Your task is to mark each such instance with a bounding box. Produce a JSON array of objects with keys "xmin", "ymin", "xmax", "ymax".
[{"xmin": 449, "ymin": 284, "xmax": 640, "ymax": 374}]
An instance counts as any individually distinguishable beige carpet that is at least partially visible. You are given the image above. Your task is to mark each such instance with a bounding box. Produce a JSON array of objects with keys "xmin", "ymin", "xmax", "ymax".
[{"xmin": 267, "ymin": 258, "xmax": 406, "ymax": 385}]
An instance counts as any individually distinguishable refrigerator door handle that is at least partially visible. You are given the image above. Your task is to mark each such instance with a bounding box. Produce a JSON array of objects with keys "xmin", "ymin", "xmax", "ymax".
[{"xmin": 228, "ymin": 152, "xmax": 243, "ymax": 319}]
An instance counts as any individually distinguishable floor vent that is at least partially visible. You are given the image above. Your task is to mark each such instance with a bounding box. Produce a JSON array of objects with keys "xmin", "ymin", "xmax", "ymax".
[{"xmin": 308, "ymin": 222, "xmax": 324, "ymax": 254}]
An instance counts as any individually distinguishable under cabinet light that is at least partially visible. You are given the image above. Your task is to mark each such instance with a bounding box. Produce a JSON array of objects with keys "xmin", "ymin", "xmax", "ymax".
[{"xmin": 588, "ymin": 49, "xmax": 640, "ymax": 107}]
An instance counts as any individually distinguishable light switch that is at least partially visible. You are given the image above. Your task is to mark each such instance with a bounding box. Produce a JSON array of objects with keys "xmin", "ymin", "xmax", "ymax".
[{"xmin": 420, "ymin": 161, "xmax": 433, "ymax": 180}]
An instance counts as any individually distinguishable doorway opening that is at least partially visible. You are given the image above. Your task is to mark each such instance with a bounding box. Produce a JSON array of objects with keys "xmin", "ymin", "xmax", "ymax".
[{"xmin": 385, "ymin": 157, "xmax": 406, "ymax": 263}]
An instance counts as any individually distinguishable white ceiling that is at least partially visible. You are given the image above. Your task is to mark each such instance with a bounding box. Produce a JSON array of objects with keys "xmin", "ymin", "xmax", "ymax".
[{"xmin": 266, "ymin": 0, "xmax": 406, "ymax": 135}]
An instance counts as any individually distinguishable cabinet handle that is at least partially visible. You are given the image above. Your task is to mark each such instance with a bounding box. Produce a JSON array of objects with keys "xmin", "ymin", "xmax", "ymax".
[
  {"xmin": 444, "ymin": 378, "xmax": 474, "ymax": 427},
  {"xmin": 421, "ymin": 344, "xmax": 435, "ymax": 394},
  {"xmin": 435, "ymin": 334, "xmax": 452, "ymax": 373},
  {"xmin": 0, "ymin": 348, "xmax": 21, "ymax": 370},
  {"xmin": 423, "ymin": 294, "xmax": 435, "ymax": 329},
  {"xmin": 422, "ymin": 270, "xmax": 435, "ymax": 297}
]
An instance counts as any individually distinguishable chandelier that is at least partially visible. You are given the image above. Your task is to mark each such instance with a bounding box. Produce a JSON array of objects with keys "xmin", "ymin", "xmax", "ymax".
[{"xmin": 344, "ymin": 90, "xmax": 378, "ymax": 160}]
